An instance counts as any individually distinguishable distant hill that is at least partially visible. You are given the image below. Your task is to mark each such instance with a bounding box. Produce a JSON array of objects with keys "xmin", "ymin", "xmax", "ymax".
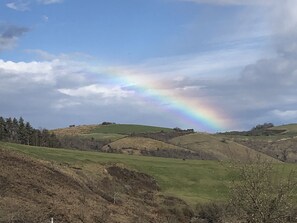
[
  {"xmin": 170, "ymin": 133, "xmax": 276, "ymax": 162},
  {"xmin": 270, "ymin": 123, "xmax": 297, "ymax": 136},
  {"xmin": 52, "ymin": 123, "xmax": 278, "ymax": 162},
  {"xmin": 52, "ymin": 124, "xmax": 174, "ymax": 142},
  {"xmin": 219, "ymin": 123, "xmax": 297, "ymax": 163}
]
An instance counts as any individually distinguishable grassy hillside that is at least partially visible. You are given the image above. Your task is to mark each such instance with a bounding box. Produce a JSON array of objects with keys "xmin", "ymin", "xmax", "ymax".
[
  {"xmin": 270, "ymin": 123, "xmax": 297, "ymax": 136},
  {"xmin": 170, "ymin": 133, "xmax": 276, "ymax": 162},
  {"xmin": 54, "ymin": 124, "xmax": 173, "ymax": 135},
  {"xmin": 101, "ymin": 136, "xmax": 189, "ymax": 154},
  {"xmin": 53, "ymin": 124, "xmax": 278, "ymax": 161},
  {"xmin": 0, "ymin": 144, "xmax": 192, "ymax": 223},
  {"xmin": 219, "ymin": 124, "xmax": 297, "ymax": 163},
  {"xmin": 1, "ymin": 142, "xmax": 233, "ymax": 204},
  {"xmin": 90, "ymin": 124, "xmax": 173, "ymax": 134},
  {"xmin": 2, "ymin": 142, "xmax": 294, "ymax": 205},
  {"xmin": 53, "ymin": 124, "xmax": 174, "ymax": 142},
  {"xmin": 1, "ymin": 141, "xmax": 297, "ymax": 222}
]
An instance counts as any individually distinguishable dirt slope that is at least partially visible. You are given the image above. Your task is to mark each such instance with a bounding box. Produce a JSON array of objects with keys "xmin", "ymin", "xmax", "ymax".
[{"xmin": 0, "ymin": 148, "xmax": 193, "ymax": 223}]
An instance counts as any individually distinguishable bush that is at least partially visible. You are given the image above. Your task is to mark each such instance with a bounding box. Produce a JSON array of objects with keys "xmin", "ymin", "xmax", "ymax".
[{"xmin": 228, "ymin": 158, "xmax": 297, "ymax": 223}]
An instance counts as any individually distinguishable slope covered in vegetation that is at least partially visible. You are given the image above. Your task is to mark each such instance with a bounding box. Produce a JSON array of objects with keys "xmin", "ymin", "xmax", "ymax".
[{"xmin": 0, "ymin": 144, "xmax": 193, "ymax": 223}]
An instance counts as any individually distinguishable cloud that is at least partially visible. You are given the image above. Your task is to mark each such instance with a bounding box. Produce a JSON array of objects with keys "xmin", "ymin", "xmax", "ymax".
[
  {"xmin": 6, "ymin": 0, "xmax": 63, "ymax": 11},
  {"xmin": 271, "ymin": 110, "xmax": 297, "ymax": 120},
  {"xmin": 0, "ymin": 57, "xmax": 165, "ymax": 129},
  {"xmin": 6, "ymin": 0, "xmax": 30, "ymax": 11},
  {"xmin": 58, "ymin": 84, "xmax": 134, "ymax": 99},
  {"xmin": 37, "ymin": 0, "xmax": 63, "ymax": 5},
  {"xmin": 42, "ymin": 15, "xmax": 49, "ymax": 22},
  {"xmin": 194, "ymin": 0, "xmax": 297, "ymax": 129},
  {"xmin": 0, "ymin": 24, "xmax": 29, "ymax": 51},
  {"xmin": 1, "ymin": 0, "xmax": 297, "ymax": 131}
]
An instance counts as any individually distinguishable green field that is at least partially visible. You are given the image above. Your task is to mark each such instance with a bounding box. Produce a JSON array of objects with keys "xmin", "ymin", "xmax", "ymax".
[
  {"xmin": 90, "ymin": 124, "xmax": 173, "ymax": 134},
  {"xmin": 1, "ymin": 142, "xmax": 296, "ymax": 205},
  {"xmin": 1, "ymin": 142, "xmax": 230, "ymax": 204},
  {"xmin": 52, "ymin": 124, "xmax": 173, "ymax": 138}
]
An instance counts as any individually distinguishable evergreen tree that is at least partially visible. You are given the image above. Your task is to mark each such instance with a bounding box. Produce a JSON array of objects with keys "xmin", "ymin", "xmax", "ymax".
[
  {"xmin": 5, "ymin": 118, "xmax": 13, "ymax": 142},
  {"xmin": 0, "ymin": 116, "xmax": 61, "ymax": 149},
  {"xmin": 12, "ymin": 117, "xmax": 19, "ymax": 142},
  {"xmin": 18, "ymin": 117, "xmax": 28, "ymax": 144},
  {"xmin": 25, "ymin": 122, "xmax": 33, "ymax": 145},
  {"xmin": 0, "ymin": 117, "xmax": 5, "ymax": 140}
]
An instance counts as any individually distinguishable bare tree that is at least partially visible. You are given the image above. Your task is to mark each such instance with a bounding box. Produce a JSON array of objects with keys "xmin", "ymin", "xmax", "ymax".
[{"xmin": 229, "ymin": 158, "xmax": 297, "ymax": 223}]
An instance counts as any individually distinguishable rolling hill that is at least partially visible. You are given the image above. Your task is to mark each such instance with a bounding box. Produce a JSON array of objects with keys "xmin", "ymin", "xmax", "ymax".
[
  {"xmin": 169, "ymin": 133, "xmax": 276, "ymax": 161},
  {"xmin": 1, "ymin": 121, "xmax": 297, "ymax": 222},
  {"xmin": 52, "ymin": 124, "xmax": 174, "ymax": 142},
  {"xmin": 219, "ymin": 123, "xmax": 297, "ymax": 163},
  {"xmin": 0, "ymin": 142, "xmax": 193, "ymax": 223},
  {"xmin": 52, "ymin": 123, "xmax": 276, "ymax": 162}
]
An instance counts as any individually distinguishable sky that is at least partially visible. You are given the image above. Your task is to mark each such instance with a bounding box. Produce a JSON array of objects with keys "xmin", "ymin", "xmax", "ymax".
[{"xmin": 0, "ymin": 0, "xmax": 297, "ymax": 132}]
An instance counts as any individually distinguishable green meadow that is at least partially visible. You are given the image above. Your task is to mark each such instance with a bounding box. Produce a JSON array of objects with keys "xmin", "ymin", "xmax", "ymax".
[
  {"xmin": 1, "ymin": 142, "xmax": 296, "ymax": 205},
  {"xmin": 89, "ymin": 124, "xmax": 173, "ymax": 134}
]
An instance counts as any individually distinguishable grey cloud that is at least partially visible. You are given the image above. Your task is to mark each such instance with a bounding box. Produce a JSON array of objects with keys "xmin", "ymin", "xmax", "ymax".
[
  {"xmin": 0, "ymin": 25, "xmax": 29, "ymax": 51},
  {"xmin": 1, "ymin": 26, "xmax": 29, "ymax": 38}
]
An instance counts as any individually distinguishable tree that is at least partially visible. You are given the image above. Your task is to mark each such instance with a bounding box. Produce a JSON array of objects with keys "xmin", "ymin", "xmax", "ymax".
[
  {"xmin": 11, "ymin": 117, "xmax": 19, "ymax": 142},
  {"xmin": 18, "ymin": 117, "xmax": 28, "ymax": 144},
  {"xmin": 25, "ymin": 122, "xmax": 33, "ymax": 145},
  {"xmin": 229, "ymin": 158, "xmax": 297, "ymax": 223},
  {"xmin": 0, "ymin": 117, "xmax": 5, "ymax": 140}
]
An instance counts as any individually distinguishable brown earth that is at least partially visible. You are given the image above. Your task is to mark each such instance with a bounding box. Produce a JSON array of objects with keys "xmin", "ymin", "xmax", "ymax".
[{"xmin": 0, "ymin": 149, "xmax": 193, "ymax": 223}]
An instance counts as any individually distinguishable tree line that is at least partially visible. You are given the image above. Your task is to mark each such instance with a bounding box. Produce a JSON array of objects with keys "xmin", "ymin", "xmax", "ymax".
[
  {"xmin": 0, "ymin": 116, "xmax": 109, "ymax": 151},
  {"xmin": 0, "ymin": 116, "xmax": 60, "ymax": 147}
]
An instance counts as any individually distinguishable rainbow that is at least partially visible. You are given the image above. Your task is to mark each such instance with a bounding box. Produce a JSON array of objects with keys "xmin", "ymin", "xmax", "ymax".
[{"xmin": 88, "ymin": 65, "xmax": 232, "ymax": 132}]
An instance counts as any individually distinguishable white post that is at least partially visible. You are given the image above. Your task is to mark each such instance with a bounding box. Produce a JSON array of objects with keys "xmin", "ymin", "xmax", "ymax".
[{"xmin": 50, "ymin": 217, "xmax": 54, "ymax": 223}]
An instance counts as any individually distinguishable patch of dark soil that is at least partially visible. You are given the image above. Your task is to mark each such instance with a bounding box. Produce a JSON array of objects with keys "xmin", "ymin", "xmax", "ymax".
[
  {"xmin": 107, "ymin": 166, "xmax": 160, "ymax": 192},
  {"xmin": 0, "ymin": 175, "xmax": 9, "ymax": 196}
]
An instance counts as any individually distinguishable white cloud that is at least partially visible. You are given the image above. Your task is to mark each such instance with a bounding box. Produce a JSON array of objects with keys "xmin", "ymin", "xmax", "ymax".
[
  {"xmin": 6, "ymin": 1, "xmax": 30, "ymax": 11},
  {"xmin": 58, "ymin": 84, "xmax": 134, "ymax": 99},
  {"xmin": 2, "ymin": 0, "xmax": 297, "ymax": 131},
  {"xmin": 37, "ymin": 0, "xmax": 63, "ymax": 5},
  {"xmin": 42, "ymin": 15, "xmax": 49, "ymax": 22},
  {"xmin": 6, "ymin": 0, "xmax": 63, "ymax": 11},
  {"xmin": 271, "ymin": 110, "xmax": 297, "ymax": 120}
]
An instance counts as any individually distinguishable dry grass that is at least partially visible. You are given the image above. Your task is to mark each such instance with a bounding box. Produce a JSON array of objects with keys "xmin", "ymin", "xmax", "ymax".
[
  {"xmin": 52, "ymin": 124, "xmax": 98, "ymax": 135},
  {"xmin": 170, "ymin": 133, "xmax": 277, "ymax": 162},
  {"xmin": 102, "ymin": 136, "xmax": 187, "ymax": 154}
]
